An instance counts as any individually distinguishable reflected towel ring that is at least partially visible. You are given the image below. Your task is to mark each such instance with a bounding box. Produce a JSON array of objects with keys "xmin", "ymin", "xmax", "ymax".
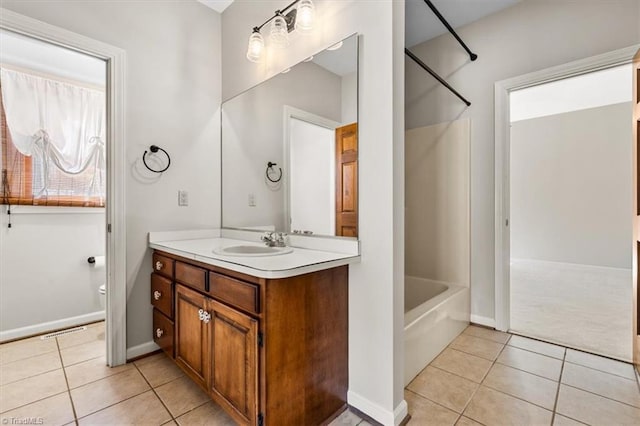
[
  {"xmin": 143, "ymin": 145, "xmax": 171, "ymax": 173},
  {"xmin": 266, "ymin": 161, "xmax": 282, "ymax": 183}
]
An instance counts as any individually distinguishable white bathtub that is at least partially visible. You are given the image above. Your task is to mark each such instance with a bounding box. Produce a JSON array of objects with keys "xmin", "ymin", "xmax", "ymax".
[{"xmin": 404, "ymin": 276, "xmax": 469, "ymax": 386}]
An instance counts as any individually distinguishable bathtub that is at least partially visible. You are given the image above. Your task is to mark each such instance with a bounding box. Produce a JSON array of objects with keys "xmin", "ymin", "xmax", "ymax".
[{"xmin": 404, "ymin": 276, "xmax": 469, "ymax": 386}]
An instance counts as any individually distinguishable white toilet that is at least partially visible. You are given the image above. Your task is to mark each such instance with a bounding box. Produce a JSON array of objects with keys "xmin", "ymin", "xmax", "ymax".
[{"xmin": 99, "ymin": 283, "xmax": 106, "ymax": 309}]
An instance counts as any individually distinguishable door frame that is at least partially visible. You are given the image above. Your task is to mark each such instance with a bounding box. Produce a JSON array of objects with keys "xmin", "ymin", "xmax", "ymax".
[
  {"xmin": 0, "ymin": 9, "xmax": 127, "ymax": 366},
  {"xmin": 494, "ymin": 44, "xmax": 640, "ymax": 333},
  {"xmin": 282, "ymin": 105, "xmax": 340, "ymax": 234}
]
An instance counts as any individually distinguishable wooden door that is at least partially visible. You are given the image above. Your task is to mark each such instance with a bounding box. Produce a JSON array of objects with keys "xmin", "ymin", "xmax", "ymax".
[
  {"xmin": 208, "ymin": 299, "xmax": 258, "ymax": 425},
  {"xmin": 335, "ymin": 123, "xmax": 358, "ymax": 237},
  {"xmin": 175, "ymin": 284, "xmax": 209, "ymax": 388}
]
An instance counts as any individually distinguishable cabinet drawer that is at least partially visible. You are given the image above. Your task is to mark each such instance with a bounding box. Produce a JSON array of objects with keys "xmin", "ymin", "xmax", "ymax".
[
  {"xmin": 151, "ymin": 273, "xmax": 173, "ymax": 318},
  {"xmin": 176, "ymin": 261, "xmax": 207, "ymax": 292},
  {"xmin": 153, "ymin": 309, "xmax": 174, "ymax": 358},
  {"xmin": 209, "ymin": 272, "xmax": 259, "ymax": 314},
  {"xmin": 153, "ymin": 253, "xmax": 174, "ymax": 279}
]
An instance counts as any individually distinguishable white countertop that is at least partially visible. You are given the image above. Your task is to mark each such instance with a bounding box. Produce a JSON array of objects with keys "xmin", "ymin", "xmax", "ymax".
[{"xmin": 149, "ymin": 237, "xmax": 360, "ymax": 279}]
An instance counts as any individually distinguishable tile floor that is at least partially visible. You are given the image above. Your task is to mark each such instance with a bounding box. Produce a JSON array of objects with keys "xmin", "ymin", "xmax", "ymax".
[
  {"xmin": 2, "ymin": 322, "xmax": 639, "ymax": 425},
  {"xmin": 406, "ymin": 325, "xmax": 640, "ymax": 426}
]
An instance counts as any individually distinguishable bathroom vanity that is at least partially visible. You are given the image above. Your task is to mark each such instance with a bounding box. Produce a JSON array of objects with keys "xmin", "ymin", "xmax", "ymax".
[{"xmin": 148, "ymin": 235, "xmax": 358, "ymax": 426}]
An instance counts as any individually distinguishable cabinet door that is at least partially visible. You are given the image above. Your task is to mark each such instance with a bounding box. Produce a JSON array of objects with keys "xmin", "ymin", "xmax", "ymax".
[
  {"xmin": 208, "ymin": 299, "xmax": 258, "ymax": 425},
  {"xmin": 175, "ymin": 284, "xmax": 209, "ymax": 388}
]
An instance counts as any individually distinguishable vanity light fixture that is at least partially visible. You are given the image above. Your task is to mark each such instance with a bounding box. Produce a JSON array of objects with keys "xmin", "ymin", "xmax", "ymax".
[
  {"xmin": 303, "ymin": 55, "xmax": 314, "ymax": 62},
  {"xmin": 246, "ymin": 0, "xmax": 315, "ymax": 62},
  {"xmin": 281, "ymin": 68, "xmax": 291, "ymax": 74}
]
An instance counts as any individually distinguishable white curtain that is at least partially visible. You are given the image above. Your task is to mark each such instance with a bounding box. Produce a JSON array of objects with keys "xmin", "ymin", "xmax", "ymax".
[{"xmin": 0, "ymin": 68, "xmax": 105, "ymax": 198}]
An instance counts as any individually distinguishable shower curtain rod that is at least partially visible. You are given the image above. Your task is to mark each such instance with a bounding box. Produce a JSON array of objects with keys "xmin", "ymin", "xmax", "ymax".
[
  {"xmin": 405, "ymin": 48, "xmax": 471, "ymax": 106},
  {"xmin": 423, "ymin": 0, "xmax": 478, "ymax": 61}
]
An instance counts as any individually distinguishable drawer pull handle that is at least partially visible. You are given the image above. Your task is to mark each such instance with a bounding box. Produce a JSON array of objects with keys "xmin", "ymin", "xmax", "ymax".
[
  {"xmin": 156, "ymin": 328, "xmax": 164, "ymax": 338},
  {"xmin": 153, "ymin": 291, "xmax": 162, "ymax": 300},
  {"xmin": 198, "ymin": 309, "xmax": 211, "ymax": 324},
  {"xmin": 155, "ymin": 261, "xmax": 163, "ymax": 271}
]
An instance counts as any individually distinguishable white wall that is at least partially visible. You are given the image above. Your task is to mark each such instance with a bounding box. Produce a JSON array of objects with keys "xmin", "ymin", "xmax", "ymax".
[
  {"xmin": 1, "ymin": 0, "xmax": 222, "ymax": 349},
  {"xmin": 0, "ymin": 208, "xmax": 105, "ymax": 335},
  {"xmin": 511, "ymin": 102, "xmax": 633, "ymax": 269},
  {"xmin": 222, "ymin": 0, "xmax": 406, "ymax": 423},
  {"xmin": 222, "ymin": 62, "xmax": 342, "ymax": 231},
  {"xmin": 405, "ymin": 119, "xmax": 470, "ymax": 287},
  {"xmin": 405, "ymin": 0, "xmax": 640, "ymax": 322},
  {"xmin": 341, "ymin": 71, "xmax": 357, "ymax": 124}
]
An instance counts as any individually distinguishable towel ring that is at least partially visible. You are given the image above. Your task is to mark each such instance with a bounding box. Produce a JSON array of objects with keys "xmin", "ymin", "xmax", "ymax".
[
  {"xmin": 143, "ymin": 145, "xmax": 171, "ymax": 173},
  {"xmin": 266, "ymin": 161, "xmax": 282, "ymax": 183}
]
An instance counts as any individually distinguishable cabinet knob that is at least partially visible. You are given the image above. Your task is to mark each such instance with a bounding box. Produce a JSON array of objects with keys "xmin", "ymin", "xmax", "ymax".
[
  {"xmin": 155, "ymin": 261, "xmax": 163, "ymax": 271},
  {"xmin": 156, "ymin": 328, "xmax": 164, "ymax": 338},
  {"xmin": 153, "ymin": 291, "xmax": 162, "ymax": 300},
  {"xmin": 198, "ymin": 308, "xmax": 211, "ymax": 323}
]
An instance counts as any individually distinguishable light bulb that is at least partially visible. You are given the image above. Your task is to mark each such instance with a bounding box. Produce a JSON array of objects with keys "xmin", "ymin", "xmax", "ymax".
[
  {"xmin": 296, "ymin": 0, "xmax": 314, "ymax": 34},
  {"xmin": 270, "ymin": 14, "xmax": 289, "ymax": 48},
  {"xmin": 246, "ymin": 29, "xmax": 264, "ymax": 63},
  {"xmin": 327, "ymin": 40, "xmax": 343, "ymax": 51}
]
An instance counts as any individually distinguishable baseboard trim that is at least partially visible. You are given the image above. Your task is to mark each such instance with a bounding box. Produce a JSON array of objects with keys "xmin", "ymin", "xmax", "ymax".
[
  {"xmin": 126, "ymin": 340, "xmax": 160, "ymax": 360},
  {"xmin": 470, "ymin": 314, "xmax": 496, "ymax": 328},
  {"xmin": 0, "ymin": 311, "xmax": 105, "ymax": 342},
  {"xmin": 347, "ymin": 391, "xmax": 407, "ymax": 426}
]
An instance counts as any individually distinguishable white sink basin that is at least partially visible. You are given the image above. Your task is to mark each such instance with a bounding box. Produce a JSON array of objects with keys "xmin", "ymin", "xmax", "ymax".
[{"xmin": 213, "ymin": 245, "xmax": 293, "ymax": 257}]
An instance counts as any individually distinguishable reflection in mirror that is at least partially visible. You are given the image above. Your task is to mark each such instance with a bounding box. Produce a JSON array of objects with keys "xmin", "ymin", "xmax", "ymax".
[{"xmin": 222, "ymin": 34, "xmax": 358, "ymax": 238}]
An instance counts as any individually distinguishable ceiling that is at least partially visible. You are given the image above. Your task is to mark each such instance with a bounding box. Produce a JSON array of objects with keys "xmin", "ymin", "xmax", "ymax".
[
  {"xmin": 311, "ymin": 35, "xmax": 358, "ymax": 77},
  {"xmin": 197, "ymin": 0, "xmax": 234, "ymax": 13},
  {"xmin": 405, "ymin": 0, "xmax": 521, "ymax": 47}
]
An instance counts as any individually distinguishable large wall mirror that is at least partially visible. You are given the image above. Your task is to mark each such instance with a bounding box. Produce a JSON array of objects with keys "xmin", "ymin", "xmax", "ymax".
[{"xmin": 222, "ymin": 34, "xmax": 359, "ymax": 238}]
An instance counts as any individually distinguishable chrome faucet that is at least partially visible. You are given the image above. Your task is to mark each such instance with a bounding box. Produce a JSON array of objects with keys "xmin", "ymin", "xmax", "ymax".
[{"xmin": 261, "ymin": 232, "xmax": 286, "ymax": 247}]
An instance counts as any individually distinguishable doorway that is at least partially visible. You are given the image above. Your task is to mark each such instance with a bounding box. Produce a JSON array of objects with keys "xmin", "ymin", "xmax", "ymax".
[
  {"xmin": 0, "ymin": 9, "xmax": 126, "ymax": 366},
  {"xmin": 494, "ymin": 45, "xmax": 639, "ymax": 361}
]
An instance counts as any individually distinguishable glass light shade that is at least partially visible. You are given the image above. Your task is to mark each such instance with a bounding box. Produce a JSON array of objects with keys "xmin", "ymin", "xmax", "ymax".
[
  {"xmin": 270, "ymin": 15, "xmax": 289, "ymax": 48},
  {"xmin": 246, "ymin": 31, "xmax": 264, "ymax": 62},
  {"xmin": 295, "ymin": 0, "xmax": 314, "ymax": 34}
]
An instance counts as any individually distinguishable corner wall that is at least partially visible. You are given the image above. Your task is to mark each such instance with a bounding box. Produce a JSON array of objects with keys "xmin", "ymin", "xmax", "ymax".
[
  {"xmin": 222, "ymin": 0, "xmax": 406, "ymax": 423},
  {"xmin": 405, "ymin": 0, "xmax": 640, "ymax": 323},
  {"xmin": 1, "ymin": 1, "xmax": 223, "ymax": 349}
]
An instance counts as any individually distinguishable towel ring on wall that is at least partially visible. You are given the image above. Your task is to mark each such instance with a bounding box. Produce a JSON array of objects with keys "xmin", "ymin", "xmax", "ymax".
[
  {"xmin": 143, "ymin": 145, "xmax": 171, "ymax": 173},
  {"xmin": 266, "ymin": 161, "xmax": 282, "ymax": 183}
]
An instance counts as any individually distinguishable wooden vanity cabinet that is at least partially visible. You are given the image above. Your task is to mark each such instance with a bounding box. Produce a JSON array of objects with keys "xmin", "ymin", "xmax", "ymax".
[{"xmin": 151, "ymin": 250, "xmax": 348, "ymax": 426}]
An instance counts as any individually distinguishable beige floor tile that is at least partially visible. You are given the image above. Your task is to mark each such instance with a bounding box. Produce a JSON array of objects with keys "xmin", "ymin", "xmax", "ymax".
[
  {"xmin": 60, "ymin": 340, "xmax": 105, "ymax": 367},
  {"xmin": 561, "ymin": 362, "xmax": 640, "ymax": 408},
  {"xmin": 136, "ymin": 353, "xmax": 184, "ymax": 388},
  {"xmin": 0, "ymin": 392, "xmax": 74, "ymax": 426},
  {"xmin": 431, "ymin": 348, "xmax": 493, "ymax": 383},
  {"xmin": 464, "ymin": 325, "xmax": 511, "ymax": 344},
  {"xmin": 328, "ymin": 408, "xmax": 362, "ymax": 426},
  {"xmin": 556, "ymin": 384, "xmax": 640, "ymax": 426},
  {"xmin": 155, "ymin": 376, "xmax": 210, "ymax": 417},
  {"xmin": 57, "ymin": 322, "xmax": 105, "ymax": 350},
  {"xmin": 0, "ymin": 369, "xmax": 67, "ymax": 413},
  {"xmin": 483, "ymin": 363, "xmax": 558, "ymax": 410},
  {"xmin": 407, "ymin": 366, "xmax": 478, "ymax": 413},
  {"xmin": 508, "ymin": 335, "xmax": 565, "ymax": 359},
  {"xmin": 449, "ymin": 334, "xmax": 504, "ymax": 361},
  {"xmin": 405, "ymin": 390, "xmax": 458, "ymax": 426},
  {"xmin": 0, "ymin": 351, "xmax": 62, "ymax": 386},
  {"xmin": 175, "ymin": 401, "xmax": 236, "ymax": 426},
  {"xmin": 133, "ymin": 352, "xmax": 166, "ymax": 367},
  {"xmin": 463, "ymin": 386, "xmax": 553, "ymax": 426},
  {"xmin": 78, "ymin": 390, "xmax": 172, "ymax": 425},
  {"xmin": 162, "ymin": 422, "xmax": 178, "ymax": 426},
  {"xmin": 0, "ymin": 337, "xmax": 58, "ymax": 365},
  {"xmin": 496, "ymin": 345, "xmax": 563, "ymax": 381},
  {"xmin": 455, "ymin": 416, "xmax": 483, "ymax": 426},
  {"xmin": 65, "ymin": 356, "xmax": 133, "ymax": 389},
  {"xmin": 70, "ymin": 368, "xmax": 150, "ymax": 418},
  {"xmin": 565, "ymin": 349, "xmax": 635, "ymax": 379},
  {"xmin": 553, "ymin": 414, "xmax": 587, "ymax": 425}
]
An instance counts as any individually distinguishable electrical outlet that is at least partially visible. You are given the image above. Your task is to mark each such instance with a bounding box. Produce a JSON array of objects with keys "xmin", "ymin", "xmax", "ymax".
[
  {"xmin": 248, "ymin": 193, "xmax": 256, "ymax": 207},
  {"xmin": 178, "ymin": 190, "xmax": 189, "ymax": 206}
]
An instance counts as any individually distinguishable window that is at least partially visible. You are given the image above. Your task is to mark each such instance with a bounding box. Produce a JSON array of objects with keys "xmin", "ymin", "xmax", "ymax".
[{"xmin": 0, "ymin": 68, "xmax": 106, "ymax": 207}]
